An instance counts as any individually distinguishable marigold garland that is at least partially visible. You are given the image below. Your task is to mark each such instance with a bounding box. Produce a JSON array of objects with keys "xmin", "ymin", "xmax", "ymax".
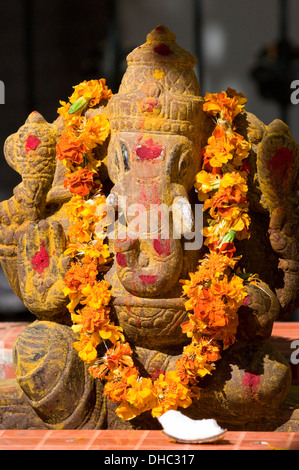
[{"xmin": 58, "ymin": 81, "xmax": 255, "ymax": 422}]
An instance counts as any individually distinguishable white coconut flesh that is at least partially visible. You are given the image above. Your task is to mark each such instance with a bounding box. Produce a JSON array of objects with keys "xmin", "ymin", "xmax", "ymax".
[{"xmin": 157, "ymin": 410, "xmax": 226, "ymax": 443}]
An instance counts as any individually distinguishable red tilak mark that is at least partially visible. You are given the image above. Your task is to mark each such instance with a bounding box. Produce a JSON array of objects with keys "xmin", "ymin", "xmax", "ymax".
[
  {"xmin": 242, "ymin": 295, "xmax": 251, "ymax": 307},
  {"xmin": 153, "ymin": 238, "xmax": 170, "ymax": 256},
  {"xmin": 136, "ymin": 139, "xmax": 163, "ymax": 160},
  {"xmin": 243, "ymin": 372, "xmax": 260, "ymax": 390},
  {"xmin": 25, "ymin": 135, "xmax": 41, "ymax": 153},
  {"xmin": 267, "ymin": 147, "xmax": 294, "ymax": 179},
  {"xmin": 139, "ymin": 274, "xmax": 158, "ymax": 285},
  {"xmin": 31, "ymin": 241, "xmax": 50, "ymax": 274},
  {"xmin": 151, "ymin": 367, "xmax": 164, "ymax": 381},
  {"xmin": 116, "ymin": 252, "xmax": 127, "ymax": 267},
  {"xmin": 142, "ymin": 98, "xmax": 159, "ymax": 113},
  {"xmin": 153, "ymin": 43, "xmax": 173, "ymax": 56}
]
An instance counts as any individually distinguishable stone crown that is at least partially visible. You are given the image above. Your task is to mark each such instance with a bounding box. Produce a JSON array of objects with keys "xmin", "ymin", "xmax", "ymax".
[{"xmin": 107, "ymin": 25, "xmax": 203, "ymax": 137}]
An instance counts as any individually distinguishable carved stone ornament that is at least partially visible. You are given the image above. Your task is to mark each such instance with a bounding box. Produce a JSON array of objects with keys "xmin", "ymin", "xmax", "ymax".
[{"xmin": 0, "ymin": 26, "xmax": 299, "ymax": 431}]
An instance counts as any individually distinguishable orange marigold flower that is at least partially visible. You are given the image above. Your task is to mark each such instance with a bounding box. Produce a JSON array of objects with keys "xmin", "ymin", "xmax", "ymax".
[
  {"xmin": 56, "ymin": 133, "xmax": 88, "ymax": 165},
  {"xmin": 203, "ymin": 172, "xmax": 248, "ymax": 220},
  {"xmin": 83, "ymin": 240, "xmax": 111, "ymax": 268},
  {"xmin": 64, "ymin": 259, "xmax": 98, "ymax": 292},
  {"xmin": 79, "ymin": 114, "xmax": 110, "ymax": 150},
  {"xmin": 226, "ymin": 131, "xmax": 251, "ymax": 167},
  {"xmin": 176, "ymin": 339, "xmax": 221, "ymax": 385},
  {"xmin": 72, "ymin": 304, "xmax": 110, "ymax": 334},
  {"xmin": 103, "ymin": 371, "xmax": 130, "ymax": 403},
  {"xmin": 64, "ymin": 166, "xmax": 96, "ymax": 197},
  {"xmin": 203, "ymin": 88, "xmax": 247, "ymax": 121},
  {"xmin": 181, "ymin": 251, "xmax": 236, "ymax": 301},
  {"xmin": 201, "ymin": 125, "xmax": 235, "ymax": 169},
  {"xmin": 90, "ymin": 341, "xmax": 134, "ymax": 380}
]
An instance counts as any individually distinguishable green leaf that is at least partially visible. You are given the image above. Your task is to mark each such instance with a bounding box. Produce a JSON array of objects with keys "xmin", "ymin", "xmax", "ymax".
[
  {"xmin": 68, "ymin": 96, "xmax": 88, "ymax": 114},
  {"xmin": 219, "ymin": 230, "xmax": 236, "ymax": 247}
]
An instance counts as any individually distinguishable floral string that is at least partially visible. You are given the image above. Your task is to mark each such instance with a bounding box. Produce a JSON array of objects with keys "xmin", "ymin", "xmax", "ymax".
[{"xmin": 57, "ymin": 81, "xmax": 254, "ymax": 421}]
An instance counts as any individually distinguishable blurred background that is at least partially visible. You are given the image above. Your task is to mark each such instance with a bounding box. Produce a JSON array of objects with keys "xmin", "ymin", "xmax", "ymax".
[{"xmin": 0, "ymin": 0, "xmax": 298, "ymax": 321}]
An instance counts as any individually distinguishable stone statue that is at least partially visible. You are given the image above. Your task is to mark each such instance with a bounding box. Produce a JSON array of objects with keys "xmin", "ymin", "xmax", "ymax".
[{"xmin": 0, "ymin": 25, "xmax": 298, "ymax": 431}]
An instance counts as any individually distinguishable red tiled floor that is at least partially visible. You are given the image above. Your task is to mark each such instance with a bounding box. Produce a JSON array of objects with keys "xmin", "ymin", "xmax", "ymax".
[
  {"xmin": 0, "ymin": 430, "xmax": 298, "ymax": 450},
  {"xmin": 0, "ymin": 321, "xmax": 299, "ymax": 450},
  {"xmin": 0, "ymin": 323, "xmax": 29, "ymax": 380}
]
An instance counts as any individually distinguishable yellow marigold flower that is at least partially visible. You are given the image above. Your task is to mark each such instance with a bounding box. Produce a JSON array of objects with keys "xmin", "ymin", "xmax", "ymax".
[
  {"xmin": 57, "ymin": 101, "xmax": 85, "ymax": 135},
  {"xmin": 225, "ymin": 207, "xmax": 251, "ymax": 236},
  {"xmin": 227, "ymin": 131, "xmax": 251, "ymax": 167},
  {"xmin": 68, "ymin": 218, "xmax": 93, "ymax": 244},
  {"xmin": 202, "ymin": 219, "xmax": 230, "ymax": 247},
  {"xmin": 64, "ymin": 195, "xmax": 86, "ymax": 221},
  {"xmin": 219, "ymin": 172, "xmax": 248, "ymax": 193},
  {"xmin": 99, "ymin": 322, "xmax": 125, "ymax": 344},
  {"xmin": 151, "ymin": 371, "xmax": 192, "ymax": 418},
  {"xmin": 83, "ymin": 241, "xmax": 111, "ymax": 267},
  {"xmin": 210, "ymin": 274, "xmax": 247, "ymax": 311},
  {"xmin": 194, "ymin": 170, "xmax": 221, "ymax": 201},
  {"xmin": 81, "ymin": 280, "xmax": 112, "ymax": 309},
  {"xmin": 79, "ymin": 114, "xmax": 110, "ymax": 150},
  {"xmin": 73, "ymin": 332, "xmax": 100, "ymax": 363},
  {"xmin": 69, "ymin": 79, "xmax": 112, "ymax": 107},
  {"xmin": 63, "ymin": 287, "xmax": 82, "ymax": 313},
  {"xmin": 115, "ymin": 401, "xmax": 139, "ymax": 421},
  {"xmin": 126, "ymin": 374, "xmax": 157, "ymax": 410}
]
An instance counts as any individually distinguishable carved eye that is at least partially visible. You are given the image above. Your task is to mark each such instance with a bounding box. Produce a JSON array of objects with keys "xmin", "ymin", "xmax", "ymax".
[
  {"xmin": 178, "ymin": 151, "xmax": 190, "ymax": 178},
  {"xmin": 120, "ymin": 141, "xmax": 130, "ymax": 171}
]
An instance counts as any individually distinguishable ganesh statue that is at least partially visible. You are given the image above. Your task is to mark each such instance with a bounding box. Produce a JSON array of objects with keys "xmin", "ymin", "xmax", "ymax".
[{"xmin": 0, "ymin": 25, "xmax": 299, "ymax": 431}]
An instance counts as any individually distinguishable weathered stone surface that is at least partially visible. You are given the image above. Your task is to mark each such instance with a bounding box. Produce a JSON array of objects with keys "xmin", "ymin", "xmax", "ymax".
[{"xmin": 0, "ymin": 25, "xmax": 298, "ymax": 430}]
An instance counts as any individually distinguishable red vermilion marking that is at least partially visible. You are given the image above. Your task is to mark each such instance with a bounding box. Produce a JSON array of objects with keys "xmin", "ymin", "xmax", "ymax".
[
  {"xmin": 153, "ymin": 238, "xmax": 170, "ymax": 256},
  {"xmin": 116, "ymin": 252, "xmax": 127, "ymax": 267},
  {"xmin": 153, "ymin": 43, "xmax": 173, "ymax": 56},
  {"xmin": 242, "ymin": 295, "xmax": 251, "ymax": 307},
  {"xmin": 243, "ymin": 372, "xmax": 260, "ymax": 391},
  {"xmin": 139, "ymin": 274, "xmax": 158, "ymax": 285},
  {"xmin": 151, "ymin": 367, "xmax": 164, "ymax": 381},
  {"xmin": 267, "ymin": 147, "xmax": 294, "ymax": 179},
  {"xmin": 136, "ymin": 139, "xmax": 163, "ymax": 160},
  {"xmin": 25, "ymin": 135, "xmax": 41, "ymax": 153},
  {"xmin": 142, "ymin": 98, "xmax": 159, "ymax": 113},
  {"xmin": 31, "ymin": 241, "xmax": 50, "ymax": 274}
]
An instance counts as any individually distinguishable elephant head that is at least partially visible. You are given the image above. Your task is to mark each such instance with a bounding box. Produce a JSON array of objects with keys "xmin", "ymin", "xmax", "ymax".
[{"xmin": 105, "ymin": 25, "xmax": 205, "ymax": 301}]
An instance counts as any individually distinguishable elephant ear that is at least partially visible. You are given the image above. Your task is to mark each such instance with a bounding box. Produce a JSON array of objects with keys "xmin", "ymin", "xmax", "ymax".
[{"xmin": 256, "ymin": 119, "xmax": 299, "ymax": 215}]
